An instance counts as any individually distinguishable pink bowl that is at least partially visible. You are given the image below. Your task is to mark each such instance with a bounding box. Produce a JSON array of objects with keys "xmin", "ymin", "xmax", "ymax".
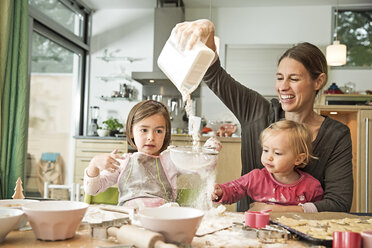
[{"xmin": 22, "ymin": 201, "xmax": 88, "ymax": 241}]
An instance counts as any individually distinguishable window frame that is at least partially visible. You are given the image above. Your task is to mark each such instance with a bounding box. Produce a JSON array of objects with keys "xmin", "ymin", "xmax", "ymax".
[
  {"xmin": 28, "ymin": 0, "xmax": 92, "ymax": 135},
  {"xmin": 330, "ymin": 6, "xmax": 372, "ymax": 70}
]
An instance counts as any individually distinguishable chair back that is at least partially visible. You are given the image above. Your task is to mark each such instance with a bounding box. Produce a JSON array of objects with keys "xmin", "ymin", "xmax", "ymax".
[{"xmin": 84, "ymin": 187, "xmax": 119, "ymax": 205}]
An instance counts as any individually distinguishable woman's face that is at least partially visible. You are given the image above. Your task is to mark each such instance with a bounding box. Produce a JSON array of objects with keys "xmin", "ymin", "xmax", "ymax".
[{"xmin": 275, "ymin": 57, "xmax": 321, "ymax": 113}]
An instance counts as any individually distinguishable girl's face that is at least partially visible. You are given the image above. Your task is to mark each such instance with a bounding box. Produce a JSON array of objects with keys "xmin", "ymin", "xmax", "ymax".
[
  {"xmin": 275, "ymin": 57, "xmax": 323, "ymax": 113},
  {"xmin": 261, "ymin": 130, "xmax": 305, "ymax": 176},
  {"xmin": 131, "ymin": 113, "xmax": 166, "ymax": 156}
]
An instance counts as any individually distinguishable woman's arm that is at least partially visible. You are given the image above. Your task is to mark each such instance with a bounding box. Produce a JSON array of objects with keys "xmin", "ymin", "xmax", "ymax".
[{"xmin": 203, "ymin": 59, "xmax": 271, "ymax": 125}]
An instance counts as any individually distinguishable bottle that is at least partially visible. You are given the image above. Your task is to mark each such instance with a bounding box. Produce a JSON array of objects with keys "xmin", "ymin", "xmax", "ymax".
[{"xmin": 157, "ymin": 32, "xmax": 215, "ymax": 96}]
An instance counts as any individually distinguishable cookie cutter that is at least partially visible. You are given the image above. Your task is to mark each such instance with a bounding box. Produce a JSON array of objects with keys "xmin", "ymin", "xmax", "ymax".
[{"xmin": 233, "ymin": 222, "xmax": 293, "ymax": 244}]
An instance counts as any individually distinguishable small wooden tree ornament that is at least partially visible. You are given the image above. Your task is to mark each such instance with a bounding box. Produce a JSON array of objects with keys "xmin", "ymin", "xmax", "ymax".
[{"xmin": 12, "ymin": 177, "xmax": 25, "ymax": 199}]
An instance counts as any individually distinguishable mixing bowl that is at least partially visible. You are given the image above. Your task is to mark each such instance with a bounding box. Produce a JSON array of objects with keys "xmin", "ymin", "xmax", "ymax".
[
  {"xmin": 0, "ymin": 199, "xmax": 39, "ymax": 229},
  {"xmin": 22, "ymin": 201, "xmax": 89, "ymax": 241},
  {"xmin": 0, "ymin": 208, "xmax": 24, "ymax": 243},
  {"xmin": 138, "ymin": 206, "xmax": 204, "ymax": 244},
  {"xmin": 169, "ymin": 146, "xmax": 218, "ymax": 172}
]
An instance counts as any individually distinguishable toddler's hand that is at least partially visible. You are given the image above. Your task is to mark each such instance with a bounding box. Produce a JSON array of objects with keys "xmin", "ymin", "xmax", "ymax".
[
  {"xmin": 212, "ymin": 184, "xmax": 223, "ymax": 201},
  {"xmin": 204, "ymin": 137, "xmax": 222, "ymax": 152}
]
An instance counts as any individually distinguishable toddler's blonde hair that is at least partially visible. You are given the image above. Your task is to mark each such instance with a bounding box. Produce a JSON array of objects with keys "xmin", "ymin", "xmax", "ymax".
[{"xmin": 260, "ymin": 120, "xmax": 316, "ymax": 168}]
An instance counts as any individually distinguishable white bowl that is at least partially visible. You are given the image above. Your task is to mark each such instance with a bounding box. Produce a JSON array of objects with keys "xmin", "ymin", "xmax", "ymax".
[
  {"xmin": 0, "ymin": 199, "xmax": 39, "ymax": 229},
  {"xmin": 138, "ymin": 207, "xmax": 204, "ymax": 244},
  {"xmin": 169, "ymin": 146, "xmax": 218, "ymax": 172},
  {"xmin": 97, "ymin": 129, "xmax": 110, "ymax": 137},
  {"xmin": 22, "ymin": 201, "xmax": 89, "ymax": 241},
  {"xmin": 0, "ymin": 208, "xmax": 24, "ymax": 243}
]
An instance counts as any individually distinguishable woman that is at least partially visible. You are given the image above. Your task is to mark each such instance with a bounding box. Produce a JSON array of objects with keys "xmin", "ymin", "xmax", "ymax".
[{"xmin": 174, "ymin": 19, "xmax": 353, "ymax": 213}]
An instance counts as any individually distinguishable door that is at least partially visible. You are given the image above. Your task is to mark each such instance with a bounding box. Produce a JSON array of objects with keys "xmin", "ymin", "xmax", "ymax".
[
  {"xmin": 359, "ymin": 110, "xmax": 372, "ymax": 213},
  {"xmin": 25, "ymin": 31, "xmax": 83, "ymax": 196}
]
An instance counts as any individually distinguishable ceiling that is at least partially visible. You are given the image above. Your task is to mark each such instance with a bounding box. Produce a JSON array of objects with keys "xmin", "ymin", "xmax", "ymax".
[{"xmin": 82, "ymin": 0, "xmax": 372, "ymax": 10}]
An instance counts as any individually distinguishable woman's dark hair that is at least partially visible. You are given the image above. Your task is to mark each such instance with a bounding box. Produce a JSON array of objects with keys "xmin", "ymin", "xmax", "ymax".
[
  {"xmin": 278, "ymin": 42, "xmax": 328, "ymax": 94},
  {"xmin": 126, "ymin": 100, "xmax": 171, "ymax": 153}
]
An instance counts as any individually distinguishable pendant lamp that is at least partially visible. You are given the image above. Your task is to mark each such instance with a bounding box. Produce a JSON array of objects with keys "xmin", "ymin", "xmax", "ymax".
[{"xmin": 326, "ymin": 1, "xmax": 347, "ymax": 66}]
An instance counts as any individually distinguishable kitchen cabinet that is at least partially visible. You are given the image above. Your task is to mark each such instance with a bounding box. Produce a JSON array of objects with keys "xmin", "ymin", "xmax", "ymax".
[
  {"xmin": 359, "ymin": 110, "xmax": 372, "ymax": 213},
  {"xmin": 171, "ymin": 135, "xmax": 242, "ymax": 211},
  {"xmin": 314, "ymin": 105, "xmax": 372, "ymax": 212},
  {"xmin": 73, "ymin": 137, "xmax": 128, "ymax": 184}
]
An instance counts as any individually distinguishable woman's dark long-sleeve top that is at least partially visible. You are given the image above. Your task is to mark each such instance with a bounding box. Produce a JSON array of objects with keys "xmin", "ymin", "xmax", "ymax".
[{"xmin": 203, "ymin": 58, "xmax": 353, "ymax": 212}]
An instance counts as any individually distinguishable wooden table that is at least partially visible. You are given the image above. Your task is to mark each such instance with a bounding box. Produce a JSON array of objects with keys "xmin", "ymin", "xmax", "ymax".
[
  {"xmin": 1, "ymin": 224, "xmax": 116, "ymax": 248},
  {"xmin": 2, "ymin": 221, "xmax": 313, "ymax": 248}
]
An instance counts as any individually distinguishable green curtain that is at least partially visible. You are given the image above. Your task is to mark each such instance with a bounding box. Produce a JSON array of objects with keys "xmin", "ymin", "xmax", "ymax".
[{"xmin": 0, "ymin": 0, "xmax": 29, "ymax": 199}]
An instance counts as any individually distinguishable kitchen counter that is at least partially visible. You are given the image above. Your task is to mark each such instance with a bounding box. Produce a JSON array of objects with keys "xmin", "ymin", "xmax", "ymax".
[
  {"xmin": 171, "ymin": 134, "xmax": 241, "ymax": 143},
  {"xmin": 74, "ymin": 135, "xmax": 127, "ymax": 140},
  {"xmin": 74, "ymin": 135, "xmax": 241, "ymax": 143}
]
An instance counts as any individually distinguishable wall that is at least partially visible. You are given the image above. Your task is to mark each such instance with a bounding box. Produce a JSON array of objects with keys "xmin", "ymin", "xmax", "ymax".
[
  {"xmin": 89, "ymin": 5, "xmax": 372, "ymax": 128},
  {"xmin": 89, "ymin": 9, "xmax": 154, "ymax": 127}
]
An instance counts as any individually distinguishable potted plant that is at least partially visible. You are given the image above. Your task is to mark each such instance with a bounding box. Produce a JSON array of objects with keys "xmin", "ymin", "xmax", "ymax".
[{"xmin": 102, "ymin": 118, "xmax": 124, "ymax": 136}]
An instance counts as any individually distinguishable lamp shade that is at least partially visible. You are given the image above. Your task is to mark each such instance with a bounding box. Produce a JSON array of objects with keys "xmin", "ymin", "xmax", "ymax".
[{"xmin": 326, "ymin": 40, "xmax": 347, "ymax": 66}]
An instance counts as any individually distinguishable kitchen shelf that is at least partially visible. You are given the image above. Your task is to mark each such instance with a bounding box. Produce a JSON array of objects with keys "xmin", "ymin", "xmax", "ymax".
[
  {"xmin": 315, "ymin": 93, "xmax": 372, "ymax": 105},
  {"xmin": 96, "ymin": 56, "xmax": 136, "ymax": 63},
  {"xmin": 99, "ymin": 96, "xmax": 135, "ymax": 102},
  {"xmin": 96, "ymin": 75, "xmax": 133, "ymax": 82}
]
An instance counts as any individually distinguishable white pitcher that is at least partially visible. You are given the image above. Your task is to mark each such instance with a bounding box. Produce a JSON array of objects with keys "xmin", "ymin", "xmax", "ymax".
[{"xmin": 157, "ymin": 31, "xmax": 215, "ymax": 96}]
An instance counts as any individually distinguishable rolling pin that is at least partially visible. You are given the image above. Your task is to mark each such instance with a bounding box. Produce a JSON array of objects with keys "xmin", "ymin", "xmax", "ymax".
[{"xmin": 107, "ymin": 225, "xmax": 178, "ymax": 248}]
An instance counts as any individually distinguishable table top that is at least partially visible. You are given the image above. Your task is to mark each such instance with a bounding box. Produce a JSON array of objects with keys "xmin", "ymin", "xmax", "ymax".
[
  {"xmin": 2, "ymin": 226, "xmax": 313, "ymax": 248},
  {"xmin": 1, "ymin": 225, "xmax": 114, "ymax": 248},
  {"xmin": 2, "ymin": 214, "xmax": 314, "ymax": 248}
]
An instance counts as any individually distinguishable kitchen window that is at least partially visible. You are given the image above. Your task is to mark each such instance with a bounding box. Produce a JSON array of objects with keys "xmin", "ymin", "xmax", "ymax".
[
  {"xmin": 333, "ymin": 7, "xmax": 372, "ymax": 68},
  {"xmin": 26, "ymin": 0, "xmax": 91, "ymax": 196},
  {"xmin": 29, "ymin": 0, "xmax": 87, "ymax": 39}
]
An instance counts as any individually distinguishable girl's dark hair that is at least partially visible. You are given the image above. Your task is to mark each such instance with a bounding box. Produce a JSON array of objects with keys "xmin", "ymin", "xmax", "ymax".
[
  {"xmin": 278, "ymin": 42, "xmax": 328, "ymax": 94},
  {"xmin": 126, "ymin": 100, "xmax": 171, "ymax": 153}
]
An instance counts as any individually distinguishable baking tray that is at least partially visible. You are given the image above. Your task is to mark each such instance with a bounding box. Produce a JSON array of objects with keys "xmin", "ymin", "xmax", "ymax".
[{"xmin": 270, "ymin": 212, "xmax": 372, "ymax": 247}]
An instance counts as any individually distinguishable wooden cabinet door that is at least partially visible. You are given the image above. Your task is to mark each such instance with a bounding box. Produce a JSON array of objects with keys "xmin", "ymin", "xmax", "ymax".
[{"xmin": 359, "ymin": 110, "xmax": 372, "ymax": 213}]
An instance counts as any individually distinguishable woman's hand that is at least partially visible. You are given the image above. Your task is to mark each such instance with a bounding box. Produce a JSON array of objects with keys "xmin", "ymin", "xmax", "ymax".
[
  {"xmin": 204, "ymin": 137, "xmax": 222, "ymax": 152},
  {"xmin": 173, "ymin": 19, "xmax": 217, "ymax": 52},
  {"xmin": 212, "ymin": 184, "xmax": 223, "ymax": 201},
  {"xmin": 87, "ymin": 149, "xmax": 122, "ymax": 176}
]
